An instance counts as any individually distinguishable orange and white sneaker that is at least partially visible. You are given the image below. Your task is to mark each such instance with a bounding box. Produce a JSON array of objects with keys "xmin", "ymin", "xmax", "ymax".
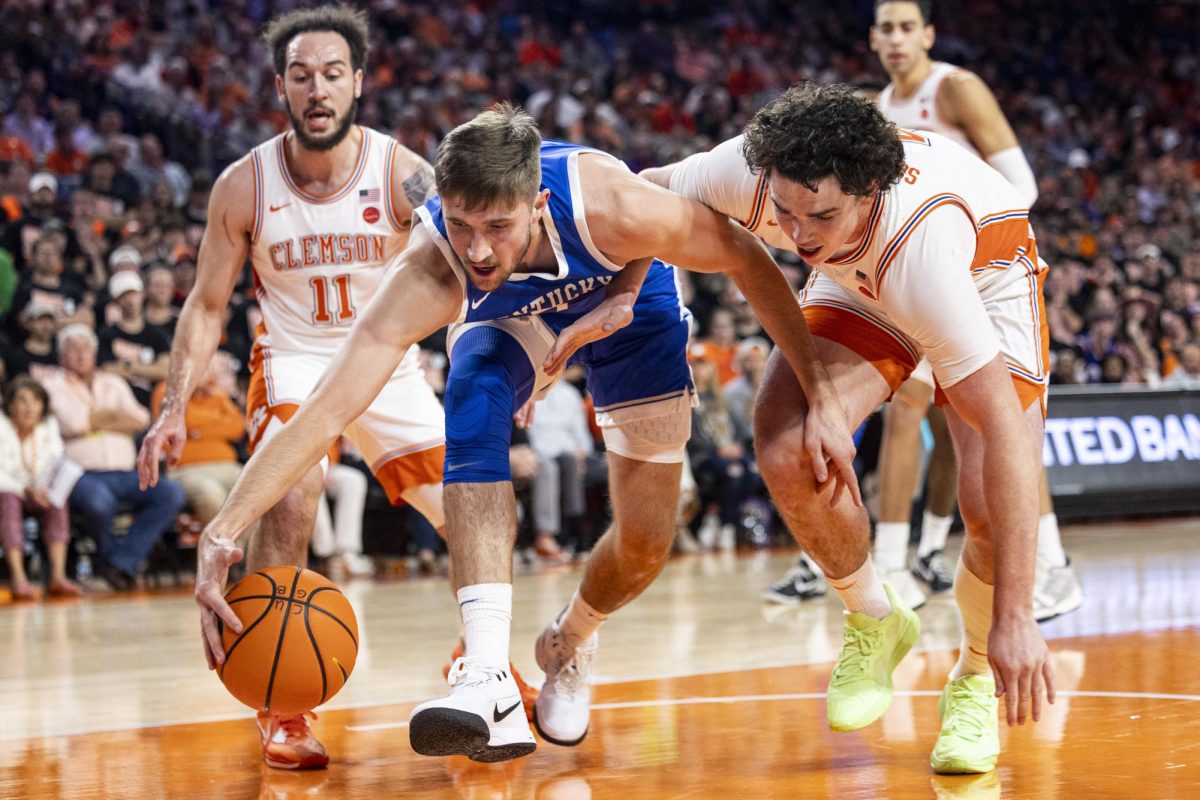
[
  {"xmin": 256, "ymin": 710, "xmax": 329, "ymax": 770},
  {"xmin": 443, "ymin": 637, "xmax": 540, "ymax": 722}
]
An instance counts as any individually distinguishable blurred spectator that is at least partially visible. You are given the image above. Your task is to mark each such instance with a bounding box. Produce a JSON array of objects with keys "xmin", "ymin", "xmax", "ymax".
[
  {"xmin": 3, "ymin": 90, "xmax": 52, "ymax": 158},
  {"xmin": 5, "ymin": 299, "xmax": 59, "ymax": 383},
  {"xmin": 1162, "ymin": 343, "xmax": 1200, "ymax": 389},
  {"xmin": 143, "ymin": 264, "xmax": 178, "ymax": 338},
  {"xmin": 0, "ymin": 375, "xmax": 80, "ymax": 600},
  {"xmin": 132, "ymin": 134, "xmax": 190, "ymax": 209},
  {"xmin": 0, "ymin": 172, "xmax": 81, "ymax": 273},
  {"xmin": 527, "ymin": 375, "xmax": 593, "ymax": 560},
  {"xmin": 97, "ymin": 271, "xmax": 170, "ymax": 408},
  {"xmin": 688, "ymin": 355, "xmax": 757, "ymax": 551},
  {"xmin": 9, "ymin": 234, "xmax": 92, "ymax": 334},
  {"xmin": 149, "ymin": 361, "xmax": 244, "ymax": 527},
  {"xmin": 312, "ymin": 454, "xmax": 373, "ymax": 580},
  {"xmin": 82, "ymin": 150, "xmax": 140, "ymax": 220},
  {"xmin": 724, "ymin": 337, "xmax": 770, "ymax": 439},
  {"xmin": 692, "ymin": 307, "xmax": 739, "ymax": 385},
  {"xmin": 44, "ymin": 324, "xmax": 184, "ymax": 590}
]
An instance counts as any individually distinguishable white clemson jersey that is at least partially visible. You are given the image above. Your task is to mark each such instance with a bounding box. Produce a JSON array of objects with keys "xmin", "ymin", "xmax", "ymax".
[
  {"xmin": 877, "ymin": 61, "xmax": 978, "ymax": 157},
  {"xmin": 669, "ymin": 129, "xmax": 1035, "ymax": 304},
  {"xmin": 249, "ymin": 126, "xmax": 416, "ymax": 362}
]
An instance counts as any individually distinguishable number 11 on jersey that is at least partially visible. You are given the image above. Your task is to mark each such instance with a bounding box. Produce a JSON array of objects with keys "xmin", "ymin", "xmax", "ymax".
[{"xmin": 309, "ymin": 273, "xmax": 356, "ymax": 325}]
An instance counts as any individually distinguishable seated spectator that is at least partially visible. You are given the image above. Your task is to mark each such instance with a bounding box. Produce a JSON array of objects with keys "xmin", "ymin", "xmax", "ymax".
[
  {"xmin": 44, "ymin": 324, "xmax": 184, "ymax": 590},
  {"xmin": 691, "ymin": 307, "xmax": 739, "ymax": 385},
  {"xmin": 687, "ymin": 355, "xmax": 758, "ymax": 552},
  {"xmin": 5, "ymin": 299, "xmax": 59, "ymax": 383},
  {"xmin": 723, "ymin": 337, "xmax": 770, "ymax": 439},
  {"xmin": 149, "ymin": 361, "xmax": 244, "ymax": 528},
  {"xmin": 0, "ymin": 375, "xmax": 80, "ymax": 600},
  {"xmin": 8, "ymin": 234, "xmax": 93, "ymax": 336},
  {"xmin": 312, "ymin": 445, "xmax": 373, "ymax": 579},
  {"xmin": 0, "ymin": 172, "xmax": 82, "ymax": 273},
  {"xmin": 142, "ymin": 264, "xmax": 178, "ymax": 338},
  {"xmin": 98, "ymin": 271, "xmax": 170, "ymax": 408},
  {"xmin": 527, "ymin": 374, "xmax": 593, "ymax": 561},
  {"xmin": 1162, "ymin": 343, "xmax": 1200, "ymax": 388}
]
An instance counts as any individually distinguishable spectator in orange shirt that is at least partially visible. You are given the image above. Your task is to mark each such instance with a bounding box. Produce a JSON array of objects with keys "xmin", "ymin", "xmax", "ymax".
[
  {"xmin": 691, "ymin": 307, "xmax": 739, "ymax": 385},
  {"xmin": 150, "ymin": 361, "xmax": 245, "ymax": 527}
]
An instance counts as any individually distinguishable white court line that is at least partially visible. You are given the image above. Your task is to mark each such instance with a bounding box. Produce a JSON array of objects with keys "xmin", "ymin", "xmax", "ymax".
[{"xmin": 343, "ymin": 689, "xmax": 1200, "ymax": 733}]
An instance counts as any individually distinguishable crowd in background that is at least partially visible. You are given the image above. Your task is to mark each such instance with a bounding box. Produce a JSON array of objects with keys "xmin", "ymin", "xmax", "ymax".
[{"xmin": 0, "ymin": 0, "xmax": 1197, "ymax": 594}]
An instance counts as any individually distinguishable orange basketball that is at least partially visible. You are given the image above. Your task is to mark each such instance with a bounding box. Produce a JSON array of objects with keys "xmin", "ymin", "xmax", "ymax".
[{"xmin": 218, "ymin": 566, "xmax": 358, "ymax": 716}]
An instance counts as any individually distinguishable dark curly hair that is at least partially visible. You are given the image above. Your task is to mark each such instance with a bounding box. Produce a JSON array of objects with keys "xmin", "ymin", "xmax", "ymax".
[
  {"xmin": 3, "ymin": 375, "xmax": 50, "ymax": 421},
  {"xmin": 741, "ymin": 83, "xmax": 906, "ymax": 198},
  {"xmin": 263, "ymin": 4, "xmax": 370, "ymax": 77}
]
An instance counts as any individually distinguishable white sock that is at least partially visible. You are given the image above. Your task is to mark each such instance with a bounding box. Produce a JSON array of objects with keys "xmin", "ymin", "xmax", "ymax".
[
  {"xmin": 917, "ymin": 511, "xmax": 954, "ymax": 558},
  {"xmin": 458, "ymin": 583, "xmax": 512, "ymax": 669},
  {"xmin": 950, "ymin": 559, "xmax": 993, "ymax": 680},
  {"xmin": 874, "ymin": 522, "xmax": 910, "ymax": 572},
  {"xmin": 1037, "ymin": 513, "xmax": 1067, "ymax": 567},
  {"xmin": 558, "ymin": 589, "xmax": 610, "ymax": 646},
  {"xmin": 828, "ymin": 557, "xmax": 893, "ymax": 619}
]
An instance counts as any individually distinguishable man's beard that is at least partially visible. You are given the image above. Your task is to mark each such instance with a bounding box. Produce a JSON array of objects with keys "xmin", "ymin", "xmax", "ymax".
[{"xmin": 288, "ymin": 97, "xmax": 358, "ymax": 152}]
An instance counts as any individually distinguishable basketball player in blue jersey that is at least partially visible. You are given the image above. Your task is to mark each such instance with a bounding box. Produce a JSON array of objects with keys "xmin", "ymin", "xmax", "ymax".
[{"xmin": 194, "ymin": 103, "xmax": 861, "ymax": 763}]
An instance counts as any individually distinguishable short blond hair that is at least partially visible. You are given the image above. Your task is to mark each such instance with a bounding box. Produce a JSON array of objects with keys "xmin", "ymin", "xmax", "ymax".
[{"xmin": 434, "ymin": 102, "xmax": 541, "ymax": 211}]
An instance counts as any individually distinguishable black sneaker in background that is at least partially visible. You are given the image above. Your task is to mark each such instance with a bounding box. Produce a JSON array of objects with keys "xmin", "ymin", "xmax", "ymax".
[
  {"xmin": 762, "ymin": 555, "xmax": 828, "ymax": 604},
  {"xmin": 911, "ymin": 550, "xmax": 954, "ymax": 593}
]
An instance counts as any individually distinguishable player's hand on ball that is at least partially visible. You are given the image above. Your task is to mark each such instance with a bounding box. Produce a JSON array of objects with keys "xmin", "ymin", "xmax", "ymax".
[
  {"xmin": 195, "ymin": 531, "xmax": 244, "ymax": 670},
  {"xmin": 543, "ymin": 289, "xmax": 638, "ymax": 375}
]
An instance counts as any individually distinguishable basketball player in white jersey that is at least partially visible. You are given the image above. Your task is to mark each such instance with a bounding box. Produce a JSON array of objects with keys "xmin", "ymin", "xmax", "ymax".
[
  {"xmin": 135, "ymin": 6, "xmax": 447, "ymax": 770},
  {"xmin": 642, "ymin": 83, "xmax": 1055, "ymax": 774},
  {"xmin": 870, "ymin": 0, "xmax": 1080, "ymax": 620}
]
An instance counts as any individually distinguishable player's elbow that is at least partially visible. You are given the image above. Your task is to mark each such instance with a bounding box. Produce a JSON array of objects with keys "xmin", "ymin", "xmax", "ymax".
[{"xmin": 638, "ymin": 165, "xmax": 672, "ymax": 188}]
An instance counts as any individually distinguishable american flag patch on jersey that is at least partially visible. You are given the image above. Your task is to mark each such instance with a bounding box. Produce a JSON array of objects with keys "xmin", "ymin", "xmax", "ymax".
[{"xmin": 359, "ymin": 188, "xmax": 380, "ymax": 202}]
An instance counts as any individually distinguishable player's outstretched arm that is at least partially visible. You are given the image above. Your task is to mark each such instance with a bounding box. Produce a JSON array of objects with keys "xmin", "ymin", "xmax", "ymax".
[
  {"xmin": 581, "ymin": 155, "xmax": 860, "ymax": 506},
  {"xmin": 942, "ymin": 359, "xmax": 1053, "ymax": 727},
  {"xmin": 194, "ymin": 226, "xmax": 462, "ymax": 664},
  {"xmin": 137, "ymin": 160, "xmax": 253, "ymax": 489}
]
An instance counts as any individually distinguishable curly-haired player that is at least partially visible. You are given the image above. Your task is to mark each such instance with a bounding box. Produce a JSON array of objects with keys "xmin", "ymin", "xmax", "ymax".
[{"xmin": 644, "ymin": 82, "xmax": 1055, "ymax": 774}]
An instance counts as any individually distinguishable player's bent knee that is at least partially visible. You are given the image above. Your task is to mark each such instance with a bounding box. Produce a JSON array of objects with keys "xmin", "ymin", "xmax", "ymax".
[{"xmin": 443, "ymin": 351, "xmax": 522, "ymax": 485}]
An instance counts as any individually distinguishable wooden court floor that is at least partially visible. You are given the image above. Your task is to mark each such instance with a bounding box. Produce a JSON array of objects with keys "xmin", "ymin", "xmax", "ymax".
[{"xmin": 2, "ymin": 518, "xmax": 1198, "ymax": 799}]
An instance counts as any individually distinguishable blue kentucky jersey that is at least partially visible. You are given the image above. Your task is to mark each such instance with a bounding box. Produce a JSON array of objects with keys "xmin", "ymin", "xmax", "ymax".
[{"xmin": 418, "ymin": 140, "xmax": 688, "ymax": 336}]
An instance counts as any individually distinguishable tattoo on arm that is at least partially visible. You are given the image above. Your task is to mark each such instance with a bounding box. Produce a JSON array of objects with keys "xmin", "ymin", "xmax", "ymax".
[{"xmin": 402, "ymin": 165, "xmax": 436, "ymax": 207}]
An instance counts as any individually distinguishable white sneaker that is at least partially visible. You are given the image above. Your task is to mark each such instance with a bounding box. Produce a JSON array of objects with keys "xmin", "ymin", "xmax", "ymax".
[
  {"xmin": 696, "ymin": 513, "xmax": 720, "ymax": 550},
  {"xmin": 339, "ymin": 553, "xmax": 376, "ymax": 578},
  {"xmin": 1034, "ymin": 558, "xmax": 1083, "ymax": 621},
  {"xmin": 882, "ymin": 567, "xmax": 928, "ymax": 611},
  {"xmin": 534, "ymin": 620, "xmax": 597, "ymax": 746},
  {"xmin": 408, "ymin": 656, "xmax": 537, "ymax": 762},
  {"xmin": 717, "ymin": 523, "xmax": 737, "ymax": 552}
]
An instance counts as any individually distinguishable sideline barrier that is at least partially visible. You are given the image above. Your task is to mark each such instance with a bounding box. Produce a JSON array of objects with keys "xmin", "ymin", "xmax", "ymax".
[{"xmin": 1045, "ymin": 386, "xmax": 1200, "ymax": 519}]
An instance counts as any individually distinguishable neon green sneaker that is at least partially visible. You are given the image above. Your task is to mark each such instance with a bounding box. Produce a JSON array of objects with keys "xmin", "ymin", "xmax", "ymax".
[
  {"xmin": 826, "ymin": 582, "xmax": 920, "ymax": 731},
  {"xmin": 931, "ymin": 673, "xmax": 1000, "ymax": 774}
]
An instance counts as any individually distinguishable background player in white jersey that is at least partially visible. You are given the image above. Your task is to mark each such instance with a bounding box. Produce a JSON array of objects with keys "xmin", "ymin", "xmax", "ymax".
[
  {"xmin": 191, "ymin": 104, "xmax": 858, "ymax": 764},
  {"xmin": 646, "ymin": 83, "xmax": 1055, "ymax": 775},
  {"xmin": 871, "ymin": 0, "xmax": 1080, "ymax": 618},
  {"xmin": 135, "ymin": 6, "xmax": 445, "ymax": 771}
]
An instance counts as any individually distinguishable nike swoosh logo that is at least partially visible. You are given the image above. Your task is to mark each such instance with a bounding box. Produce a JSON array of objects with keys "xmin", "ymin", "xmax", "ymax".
[
  {"xmin": 269, "ymin": 203, "xmax": 291, "ymax": 212},
  {"xmin": 470, "ymin": 292, "xmax": 492, "ymax": 310},
  {"xmin": 446, "ymin": 460, "xmax": 482, "ymax": 472},
  {"xmin": 766, "ymin": 219, "xmax": 778, "ymax": 227},
  {"xmin": 493, "ymin": 699, "xmax": 521, "ymax": 722}
]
